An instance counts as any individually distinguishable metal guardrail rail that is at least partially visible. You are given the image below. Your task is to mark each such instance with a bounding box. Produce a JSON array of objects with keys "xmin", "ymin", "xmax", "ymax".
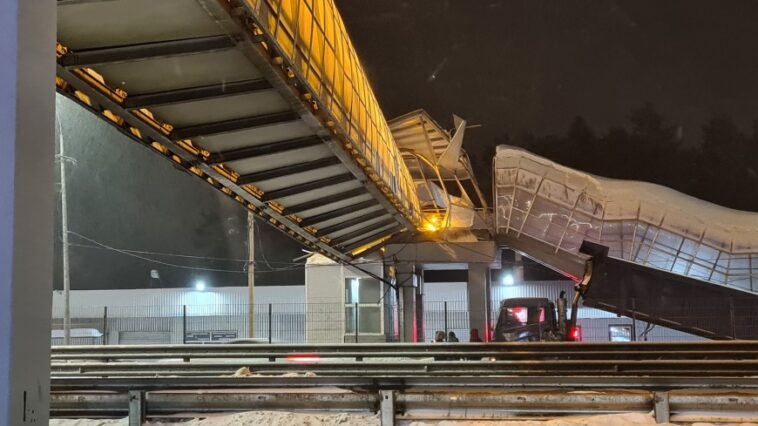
[
  {"xmin": 50, "ymin": 342, "xmax": 758, "ymax": 424},
  {"xmin": 51, "ymin": 342, "xmax": 758, "ymax": 377},
  {"xmin": 50, "ymin": 385, "xmax": 758, "ymax": 424},
  {"xmin": 50, "ymin": 341, "xmax": 758, "ymax": 360}
]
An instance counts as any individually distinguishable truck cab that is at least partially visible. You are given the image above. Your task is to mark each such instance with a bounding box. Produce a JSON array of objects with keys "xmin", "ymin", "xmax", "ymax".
[{"xmin": 493, "ymin": 294, "xmax": 583, "ymax": 342}]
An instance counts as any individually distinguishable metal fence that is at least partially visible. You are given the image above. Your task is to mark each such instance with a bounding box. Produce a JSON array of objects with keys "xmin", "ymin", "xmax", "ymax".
[
  {"xmin": 50, "ymin": 296, "xmax": 758, "ymax": 346},
  {"xmin": 52, "ymin": 302, "xmax": 400, "ymax": 346}
]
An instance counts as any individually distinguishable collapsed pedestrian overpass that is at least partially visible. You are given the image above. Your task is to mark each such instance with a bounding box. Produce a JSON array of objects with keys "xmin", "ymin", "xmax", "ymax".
[
  {"xmin": 494, "ymin": 147, "xmax": 758, "ymax": 339},
  {"xmin": 54, "ymin": 0, "xmax": 758, "ymax": 340}
]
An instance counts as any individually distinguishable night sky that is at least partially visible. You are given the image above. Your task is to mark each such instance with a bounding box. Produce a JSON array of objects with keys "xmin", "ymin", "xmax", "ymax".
[{"xmin": 336, "ymin": 0, "xmax": 758, "ymax": 144}]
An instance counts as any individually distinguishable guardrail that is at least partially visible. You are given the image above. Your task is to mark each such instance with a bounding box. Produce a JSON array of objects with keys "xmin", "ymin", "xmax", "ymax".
[
  {"xmin": 50, "ymin": 340, "xmax": 758, "ymax": 361},
  {"xmin": 50, "ymin": 342, "xmax": 758, "ymax": 424},
  {"xmin": 51, "ymin": 342, "xmax": 758, "ymax": 378},
  {"xmin": 50, "ymin": 387, "xmax": 758, "ymax": 425}
]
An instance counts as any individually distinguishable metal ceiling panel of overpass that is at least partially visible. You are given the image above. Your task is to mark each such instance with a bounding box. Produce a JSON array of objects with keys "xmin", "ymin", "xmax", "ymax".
[{"xmin": 55, "ymin": 0, "xmax": 421, "ymax": 261}]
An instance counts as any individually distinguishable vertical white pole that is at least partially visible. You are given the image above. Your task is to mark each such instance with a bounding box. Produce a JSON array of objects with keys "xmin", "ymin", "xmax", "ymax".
[
  {"xmin": 59, "ymin": 114, "xmax": 72, "ymax": 345},
  {"xmin": 0, "ymin": 0, "xmax": 56, "ymax": 422},
  {"xmin": 247, "ymin": 211, "xmax": 255, "ymax": 338}
]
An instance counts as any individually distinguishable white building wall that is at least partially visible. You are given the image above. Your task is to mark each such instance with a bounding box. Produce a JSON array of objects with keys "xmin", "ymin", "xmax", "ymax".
[
  {"xmin": 304, "ymin": 255, "xmax": 385, "ymax": 343},
  {"xmin": 52, "ymin": 286, "xmax": 303, "ymax": 318}
]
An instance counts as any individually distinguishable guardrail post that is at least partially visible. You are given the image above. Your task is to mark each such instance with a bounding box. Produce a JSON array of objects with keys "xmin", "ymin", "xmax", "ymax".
[
  {"xmin": 653, "ymin": 391, "xmax": 669, "ymax": 424},
  {"xmin": 102, "ymin": 306, "xmax": 108, "ymax": 345},
  {"xmin": 443, "ymin": 301, "xmax": 448, "ymax": 338},
  {"xmin": 379, "ymin": 390, "xmax": 395, "ymax": 426},
  {"xmin": 268, "ymin": 303, "xmax": 273, "ymax": 344},
  {"xmin": 128, "ymin": 390, "xmax": 146, "ymax": 426}
]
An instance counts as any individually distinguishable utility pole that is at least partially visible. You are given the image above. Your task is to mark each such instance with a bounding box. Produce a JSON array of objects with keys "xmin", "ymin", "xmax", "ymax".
[
  {"xmin": 58, "ymin": 115, "xmax": 72, "ymax": 345},
  {"xmin": 247, "ymin": 211, "xmax": 255, "ymax": 338}
]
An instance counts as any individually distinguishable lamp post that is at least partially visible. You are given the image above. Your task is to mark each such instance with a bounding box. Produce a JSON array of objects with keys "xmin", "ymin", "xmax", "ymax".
[{"xmin": 58, "ymin": 114, "xmax": 72, "ymax": 345}]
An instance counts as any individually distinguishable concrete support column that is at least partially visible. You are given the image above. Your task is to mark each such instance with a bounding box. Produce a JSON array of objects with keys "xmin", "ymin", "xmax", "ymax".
[
  {"xmin": 0, "ymin": 1, "xmax": 56, "ymax": 424},
  {"xmin": 397, "ymin": 264, "xmax": 422, "ymax": 342},
  {"xmin": 467, "ymin": 263, "xmax": 490, "ymax": 341}
]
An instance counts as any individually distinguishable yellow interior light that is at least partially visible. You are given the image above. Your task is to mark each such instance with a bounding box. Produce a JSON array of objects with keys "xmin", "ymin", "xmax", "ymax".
[{"xmin": 422, "ymin": 222, "xmax": 438, "ymax": 233}]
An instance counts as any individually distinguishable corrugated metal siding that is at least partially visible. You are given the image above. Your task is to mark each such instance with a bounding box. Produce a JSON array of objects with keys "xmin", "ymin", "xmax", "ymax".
[
  {"xmin": 491, "ymin": 281, "xmax": 617, "ymax": 319},
  {"xmin": 577, "ymin": 317, "xmax": 704, "ymax": 343}
]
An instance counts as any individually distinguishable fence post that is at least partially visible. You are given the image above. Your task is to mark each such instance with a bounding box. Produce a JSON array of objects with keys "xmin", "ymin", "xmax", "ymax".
[
  {"xmin": 631, "ymin": 298, "xmax": 637, "ymax": 342},
  {"xmin": 268, "ymin": 303, "xmax": 273, "ymax": 344},
  {"xmin": 355, "ymin": 302, "xmax": 359, "ymax": 343},
  {"xmin": 729, "ymin": 298, "xmax": 736, "ymax": 339},
  {"xmin": 102, "ymin": 306, "xmax": 108, "ymax": 345},
  {"xmin": 182, "ymin": 305, "xmax": 187, "ymax": 344},
  {"xmin": 443, "ymin": 302, "xmax": 448, "ymax": 338}
]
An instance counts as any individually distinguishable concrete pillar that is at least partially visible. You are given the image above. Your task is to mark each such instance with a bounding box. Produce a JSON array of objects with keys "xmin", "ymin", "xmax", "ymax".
[
  {"xmin": 0, "ymin": 1, "xmax": 56, "ymax": 424},
  {"xmin": 397, "ymin": 264, "xmax": 421, "ymax": 342},
  {"xmin": 467, "ymin": 264, "xmax": 490, "ymax": 341}
]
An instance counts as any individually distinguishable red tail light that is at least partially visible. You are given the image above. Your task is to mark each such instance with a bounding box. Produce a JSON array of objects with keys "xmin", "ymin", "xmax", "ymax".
[
  {"xmin": 568, "ymin": 326, "xmax": 582, "ymax": 341},
  {"xmin": 286, "ymin": 354, "xmax": 321, "ymax": 364}
]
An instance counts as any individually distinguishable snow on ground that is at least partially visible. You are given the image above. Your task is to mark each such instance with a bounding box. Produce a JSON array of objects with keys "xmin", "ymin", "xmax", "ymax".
[{"xmin": 49, "ymin": 412, "xmax": 758, "ymax": 426}]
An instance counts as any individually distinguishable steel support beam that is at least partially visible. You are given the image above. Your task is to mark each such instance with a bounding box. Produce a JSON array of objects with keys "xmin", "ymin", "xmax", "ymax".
[
  {"xmin": 0, "ymin": 0, "xmax": 55, "ymax": 423},
  {"xmin": 237, "ymin": 157, "xmax": 340, "ymax": 185},
  {"xmin": 332, "ymin": 219, "xmax": 399, "ymax": 246},
  {"xmin": 329, "ymin": 219, "xmax": 397, "ymax": 246},
  {"xmin": 281, "ymin": 188, "xmax": 366, "ymax": 216},
  {"xmin": 342, "ymin": 226, "xmax": 402, "ymax": 253},
  {"xmin": 317, "ymin": 211, "xmax": 390, "ymax": 238},
  {"xmin": 59, "ymin": 35, "xmax": 236, "ymax": 68},
  {"xmin": 260, "ymin": 173, "xmax": 354, "ymax": 202},
  {"xmin": 123, "ymin": 79, "xmax": 272, "ymax": 109},
  {"xmin": 299, "ymin": 200, "xmax": 379, "ymax": 227},
  {"xmin": 171, "ymin": 111, "xmax": 298, "ymax": 140},
  {"xmin": 206, "ymin": 135, "xmax": 323, "ymax": 164}
]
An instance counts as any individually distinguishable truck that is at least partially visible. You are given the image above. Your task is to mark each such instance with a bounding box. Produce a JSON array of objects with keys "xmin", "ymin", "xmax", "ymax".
[{"xmin": 493, "ymin": 291, "xmax": 582, "ymax": 342}]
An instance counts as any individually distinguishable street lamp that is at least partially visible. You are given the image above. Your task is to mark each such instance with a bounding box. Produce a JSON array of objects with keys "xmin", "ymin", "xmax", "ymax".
[
  {"xmin": 194, "ymin": 280, "xmax": 206, "ymax": 291},
  {"xmin": 501, "ymin": 273, "xmax": 515, "ymax": 286}
]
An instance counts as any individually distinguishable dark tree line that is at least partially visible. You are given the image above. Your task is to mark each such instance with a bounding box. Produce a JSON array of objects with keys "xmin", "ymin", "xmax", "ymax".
[{"xmin": 469, "ymin": 104, "xmax": 758, "ymax": 212}]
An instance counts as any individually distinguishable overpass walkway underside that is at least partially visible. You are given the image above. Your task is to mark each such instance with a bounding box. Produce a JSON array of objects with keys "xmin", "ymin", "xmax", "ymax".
[
  {"xmin": 494, "ymin": 147, "xmax": 758, "ymax": 339},
  {"xmin": 56, "ymin": 0, "xmax": 422, "ymax": 261}
]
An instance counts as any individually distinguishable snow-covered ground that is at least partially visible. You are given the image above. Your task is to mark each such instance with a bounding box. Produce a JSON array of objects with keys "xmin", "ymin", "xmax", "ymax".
[{"xmin": 48, "ymin": 411, "xmax": 758, "ymax": 426}]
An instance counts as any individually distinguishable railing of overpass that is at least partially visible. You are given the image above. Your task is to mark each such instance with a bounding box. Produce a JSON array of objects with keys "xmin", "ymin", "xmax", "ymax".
[{"xmin": 242, "ymin": 0, "xmax": 420, "ymax": 220}]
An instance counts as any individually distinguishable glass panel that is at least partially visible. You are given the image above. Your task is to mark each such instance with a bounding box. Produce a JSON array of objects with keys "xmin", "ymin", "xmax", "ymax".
[
  {"xmin": 345, "ymin": 277, "xmax": 381, "ymax": 304},
  {"xmin": 344, "ymin": 306, "xmax": 381, "ymax": 334},
  {"xmin": 609, "ymin": 325, "xmax": 632, "ymax": 342}
]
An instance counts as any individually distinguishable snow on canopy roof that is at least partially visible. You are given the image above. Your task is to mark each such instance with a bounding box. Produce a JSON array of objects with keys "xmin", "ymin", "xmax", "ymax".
[{"xmin": 495, "ymin": 146, "xmax": 758, "ymax": 252}]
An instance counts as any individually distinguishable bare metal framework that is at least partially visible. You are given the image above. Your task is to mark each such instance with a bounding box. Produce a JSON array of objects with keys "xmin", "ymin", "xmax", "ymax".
[
  {"xmin": 54, "ymin": 0, "xmax": 423, "ymax": 260},
  {"xmin": 389, "ymin": 110, "xmax": 489, "ymax": 235},
  {"xmin": 494, "ymin": 147, "xmax": 758, "ymax": 294}
]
